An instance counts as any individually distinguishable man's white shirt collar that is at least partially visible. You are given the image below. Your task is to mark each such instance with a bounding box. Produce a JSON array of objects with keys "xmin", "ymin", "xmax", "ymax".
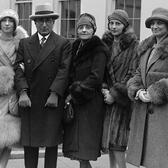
[{"xmin": 38, "ymin": 33, "xmax": 50, "ymax": 43}]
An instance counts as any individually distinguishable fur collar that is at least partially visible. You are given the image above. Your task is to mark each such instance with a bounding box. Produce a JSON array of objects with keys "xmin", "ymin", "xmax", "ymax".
[
  {"xmin": 72, "ymin": 35, "xmax": 108, "ymax": 64},
  {"xmin": 14, "ymin": 26, "xmax": 29, "ymax": 49},
  {"xmin": 102, "ymin": 27, "xmax": 137, "ymax": 51},
  {"xmin": 138, "ymin": 35, "xmax": 168, "ymax": 59},
  {"xmin": 0, "ymin": 26, "xmax": 28, "ymax": 50},
  {"xmin": 0, "ymin": 66, "xmax": 14, "ymax": 95}
]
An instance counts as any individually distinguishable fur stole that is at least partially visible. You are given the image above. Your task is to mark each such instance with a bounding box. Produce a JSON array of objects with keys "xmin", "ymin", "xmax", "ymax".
[
  {"xmin": 138, "ymin": 35, "xmax": 168, "ymax": 60},
  {"xmin": 0, "ymin": 66, "xmax": 20, "ymax": 148},
  {"xmin": 0, "ymin": 66, "xmax": 14, "ymax": 95},
  {"xmin": 72, "ymin": 35, "xmax": 109, "ymax": 66},
  {"xmin": 14, "ymin": 26, "xmax": 29, "ymax": 50},
  {"xmin": 102, "ymin": 27, "xmax": 137, "ymax": 52}
]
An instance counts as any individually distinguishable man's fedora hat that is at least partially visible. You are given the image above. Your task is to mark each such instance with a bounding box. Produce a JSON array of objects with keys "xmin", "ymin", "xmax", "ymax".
[{"xmin": 29, "ymin": 3, "xmax": 59, "ymax": 20}]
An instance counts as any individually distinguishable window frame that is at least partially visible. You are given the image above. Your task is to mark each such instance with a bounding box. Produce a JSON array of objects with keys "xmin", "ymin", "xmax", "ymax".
[
  {"xmin": 59, "ymin": 0, "xmax": 81, "ymax": 41},
  {"xmin": 15, "ymin": 0, "xmax": 32, "ymax": 35}
]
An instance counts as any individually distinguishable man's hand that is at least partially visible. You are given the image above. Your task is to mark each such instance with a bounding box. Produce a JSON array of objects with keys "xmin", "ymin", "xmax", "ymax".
[
  {"xmin": 19, "ymin": 90, "xmax": 31, "ymax": 107},
  {"xmin": 45, "ymin": 92, "xmax": 58, "ymax": 108}
]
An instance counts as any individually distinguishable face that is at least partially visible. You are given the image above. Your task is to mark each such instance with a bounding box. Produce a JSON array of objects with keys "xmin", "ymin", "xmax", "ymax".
[
  {"xmin": 35, "ymin": 17, "xmax": 55, "ymax": 36},
  {"xmin": 108, "ymin": 20, "xmax": 125, "ymax": 36},
  {"xmin": 150, "ymin": 19, "xmax": 168, "ymax": 38},
  {"xmin": 77, "ymin": 24, "xmax": 94, "ymax": 40},
  {"xmin": 1, "ymin": 17, "xmax": 15, "ymax": 34}
]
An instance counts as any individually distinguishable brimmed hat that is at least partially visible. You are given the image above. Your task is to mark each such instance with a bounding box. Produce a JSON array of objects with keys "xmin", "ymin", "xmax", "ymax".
[
  {"xmin": 145, "ymin": 8, "xmax": 168, "ymax": 28},
  {"xmin": 0, "ymin": 9, "xmax": 19, "ymax": 30},
  {"xmin": 29, "ymin": 3, "xmax": 59, "ymax": 20},
  {"xmin": 108, "ymin": 9, "xmax": 129, "ymax": 27},
  {"xmin": 76, "ymin": 13, "xmax": 97, "ymax": 33}
]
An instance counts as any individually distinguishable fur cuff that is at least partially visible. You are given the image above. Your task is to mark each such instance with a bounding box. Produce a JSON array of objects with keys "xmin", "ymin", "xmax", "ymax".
[
  {"xmin": 127, "ymin": 77, "xmax": 143, "ymax": 101},
  {"xmin": 110, "ymin": 83, "xmax": 131, "ymax": 107},
  {"xmin": 148, "ymin": 78, "xmax": 168, "ymax": 105},
  {"xmin": 69, "ymin": 81, "xmax": 95, "ymax": 104}
]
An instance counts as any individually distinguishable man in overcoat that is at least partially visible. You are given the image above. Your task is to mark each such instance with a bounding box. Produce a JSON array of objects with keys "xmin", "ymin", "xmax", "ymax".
[{"xmin": 14, "ymin": 3, "xmax": 71, "ymax": 168}]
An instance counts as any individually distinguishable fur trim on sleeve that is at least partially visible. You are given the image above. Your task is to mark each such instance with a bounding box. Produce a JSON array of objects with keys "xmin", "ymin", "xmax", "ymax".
[
  {"xmin": 69, "ymin": 81, "xmax": 95, "ymax": 104},
  {"xmin": 148, "ymin": 78, "xmax": 168, "ymax": 105},
  {"xmin": 109, "ymin": 82, "xmax": 131, "ymax": 107},
  {"xmin": 127, "ymin": 76, "xmax": 144, "ymax": 101}
]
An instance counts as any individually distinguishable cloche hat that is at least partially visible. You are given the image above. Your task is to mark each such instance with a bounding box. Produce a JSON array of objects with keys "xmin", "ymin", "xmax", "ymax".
[
  {"xmin": 29, "ymin": 3, "xmax": 59, "ymax": 20},
  {"xmin": 108, "ymin": 9, "xmax": 129, "ymax": 27},
  {"xmin": 0, "ymin": 9, "xmax": 19, "ymax": 30},
  {"xmin": 145, "ymin": 7, "xmax": 168, "ymax": 28},
  {"xmin": 76, "ymin": 13, "xmax": 97, "ymax": 33}
]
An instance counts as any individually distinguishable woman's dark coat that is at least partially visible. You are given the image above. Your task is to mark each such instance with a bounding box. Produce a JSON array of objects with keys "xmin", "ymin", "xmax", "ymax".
[
  {"xmin": 101, "ymin": 28, "xmax": 139, "ymax": 151},
  {"xmin": 63, "ymin": 36, "xmax": 108, "ymax": 160},
  {"xmin": 14, "ymin": 31, "xmax": 71, "ymax": 147},
  {"xmin": 127, "ymin": 35, "xmax": 168, "ymax": 168}
]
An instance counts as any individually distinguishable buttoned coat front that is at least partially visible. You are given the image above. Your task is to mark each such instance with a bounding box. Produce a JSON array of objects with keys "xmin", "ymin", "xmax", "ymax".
[
  {"xmin": 127, "ymin": 35, "xmax": 168, "ymax": 168},
  {"xmin": 14, "ymin": 31, "xmax": 71, "ymax": 147}
]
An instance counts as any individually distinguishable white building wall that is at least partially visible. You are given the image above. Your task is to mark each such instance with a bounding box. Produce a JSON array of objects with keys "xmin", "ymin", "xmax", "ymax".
[
  {"xmin": 0, "ymin": 0, "xmax": 11, "ymax": 11},
  {"xmin": 80, "ymin": 0, "xmax": 107, "ymax": 37},
  {"xmin": 140, "ymin": 0, "xmax": 168, "ymax": 41}
]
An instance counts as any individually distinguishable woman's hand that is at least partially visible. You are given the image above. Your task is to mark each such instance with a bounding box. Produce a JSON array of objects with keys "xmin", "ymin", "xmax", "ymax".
[
  {"xmin": 137, "ymin": 90, "xmax": 151, "ymax": 103},
  {"xmin": 102, "ymin": 89, "xmax": 114, "ymax": 104}
]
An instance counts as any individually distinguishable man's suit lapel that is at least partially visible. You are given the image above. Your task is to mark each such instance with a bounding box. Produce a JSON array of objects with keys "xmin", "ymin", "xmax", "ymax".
[
  {"xmin": 27, "ymin": 33, "xmax": 41, "ymax": 62},
  {"xmin": 33, "ymin": 32, "xmax": 56, "ymax": 71}
]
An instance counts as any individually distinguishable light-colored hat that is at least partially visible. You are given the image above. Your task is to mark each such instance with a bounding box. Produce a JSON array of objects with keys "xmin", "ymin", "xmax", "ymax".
[
  {"xmin": 145, "ymin": 7, "xmax": 168, "ymax": 28},
  {"xmin": 30, "ymin": 3, "xmax": 59, "ymax": 20},
  {"xmin": 0, "ymin": 9, "xmax": 19, "ymax": 29},
  {"xmin": 108, "ymin": 9, "xmax": 129, "ymax": 27}
]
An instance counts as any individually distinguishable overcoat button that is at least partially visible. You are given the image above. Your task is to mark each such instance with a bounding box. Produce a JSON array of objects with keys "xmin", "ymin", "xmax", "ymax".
[{"xmin": 27, "ymin": 59, "xmax": 31, "ymax": 63}]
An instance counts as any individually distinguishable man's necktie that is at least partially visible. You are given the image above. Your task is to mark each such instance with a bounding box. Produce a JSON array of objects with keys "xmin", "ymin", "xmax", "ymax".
[{"xmin": 40, "ymin": 36, "xmax": 46, "ymax": 47}]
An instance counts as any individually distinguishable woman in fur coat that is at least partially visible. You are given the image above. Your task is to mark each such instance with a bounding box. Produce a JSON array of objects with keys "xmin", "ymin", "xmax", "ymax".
[
  {"xmin": 63, "ymin": 13, "xmax": 108, "ymax": 168},
  {"xmin": 0, "ymin": 9, "xmax": 28, "ymax": 168},
  {"xmin": 101, "ymin": 9, "xmax": 139, "ymax": 168},
  {"xmin": 126, "ymin": 8, "xmax": 168, "ymax": 168}
]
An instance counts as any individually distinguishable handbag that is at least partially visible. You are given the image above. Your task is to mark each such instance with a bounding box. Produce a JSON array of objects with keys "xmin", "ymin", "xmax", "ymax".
[{"xmin": 64, "ymin": 100, "xmax": 74, "ymax": 124}]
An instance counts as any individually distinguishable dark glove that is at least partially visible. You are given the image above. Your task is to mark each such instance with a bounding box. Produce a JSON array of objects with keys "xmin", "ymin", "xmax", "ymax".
[
  {"xmin": 45, "ymin": 92, "xmax": 58, "ymax": 108},
  {"xmin": 19, "ymin": 90, "xmax": 31, "ymax": 107}
]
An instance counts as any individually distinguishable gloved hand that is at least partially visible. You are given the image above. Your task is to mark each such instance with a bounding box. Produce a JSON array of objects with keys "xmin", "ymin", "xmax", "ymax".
[
  {"xmin": 102, "ymin": 88, "xmax": 114, "ymax": 104},
  {"xmin": 45, "ymin": 92, "xmax": 58, "ymax": 108},
  {"xmin": 19, "ymin": 90, "xmax": 31, "ymax": 107},
  {"xmin": 138, "ymin": 90, "xmax": 151, "ymax": 103}
]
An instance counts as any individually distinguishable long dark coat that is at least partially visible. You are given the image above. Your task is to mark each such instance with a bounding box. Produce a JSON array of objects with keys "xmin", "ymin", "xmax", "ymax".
[
  {"xmin": 14, "ymin": 31, "xmax": 71, "ymax": 147},
  {"xmin": 127, "ymin": 35, "xmax": 168, "ymax": 168},
  {"xmin": 63, "ymin": 36, "xmax": 108, "ymax": 161},
  {"xmin": 101, "ymin": 28, "xmax": 139, "ymax": 151}
]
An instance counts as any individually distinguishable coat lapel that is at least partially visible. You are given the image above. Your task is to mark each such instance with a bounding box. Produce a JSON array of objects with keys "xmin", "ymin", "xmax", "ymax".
[
  {"xmin": 146, "ymin": 48, "xmax": 160, "ymax": 73},
  {"xmin": 140, "ymin": 49, "xmax": 151, "ymax": 86},
  {"xmin": 33, "ymin": 32, "xmax": 56, "ymax": 71},
  {"xmin": 27, "ymin": 33, "xmax": 41, "ymax": 61}
]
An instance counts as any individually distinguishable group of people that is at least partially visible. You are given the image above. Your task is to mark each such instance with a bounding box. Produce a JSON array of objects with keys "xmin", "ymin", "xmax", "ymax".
[{"xmin": 0, "ymin": 2, "xmax": 168, "ymax": 168}]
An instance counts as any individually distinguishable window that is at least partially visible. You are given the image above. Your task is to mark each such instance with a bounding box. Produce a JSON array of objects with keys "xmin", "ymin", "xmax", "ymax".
[
  {"xmin": 115, "ymin": 0, "xmax": 141, "ymax": 39},
  {"xmin": 15, "ymin": 0, "xmax": 32, "ymax": 35},
  {"xmin": 60, "ymin": 0, "xmax": 81, "ymax": 41}
]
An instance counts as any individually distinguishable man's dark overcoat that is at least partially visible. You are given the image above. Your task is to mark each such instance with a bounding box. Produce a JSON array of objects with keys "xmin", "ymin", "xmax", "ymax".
[{"xmin": 14, "ymin": 31, "xmax": 71, "ymax": 147}]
